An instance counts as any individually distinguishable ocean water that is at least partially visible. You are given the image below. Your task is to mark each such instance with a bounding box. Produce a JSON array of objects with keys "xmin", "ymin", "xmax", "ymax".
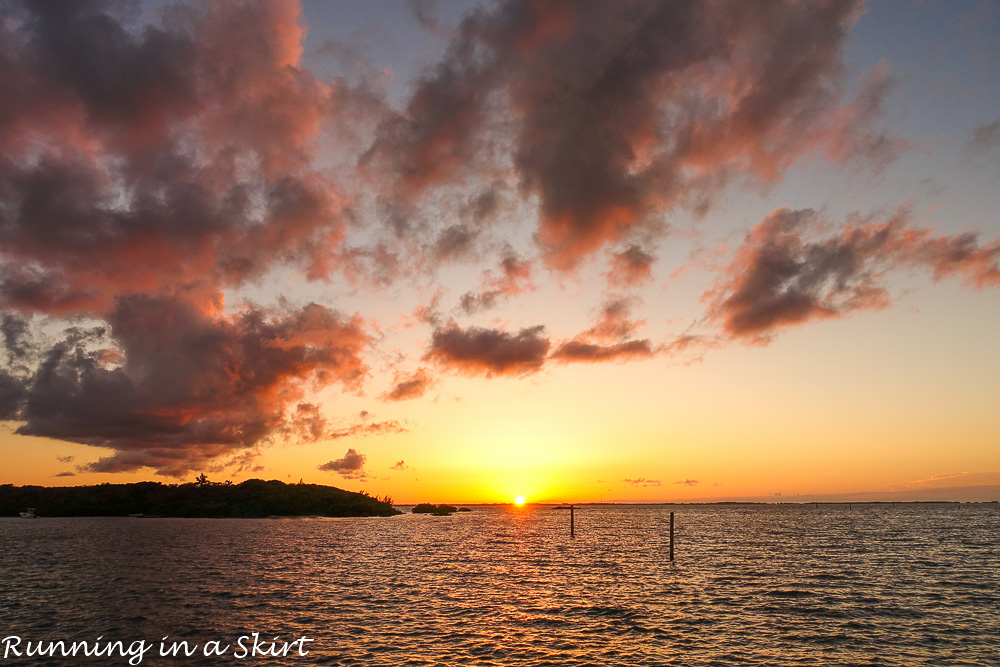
[{"xmin": 1, "ymin": 504, "xmax": 998, "ymax": 665}]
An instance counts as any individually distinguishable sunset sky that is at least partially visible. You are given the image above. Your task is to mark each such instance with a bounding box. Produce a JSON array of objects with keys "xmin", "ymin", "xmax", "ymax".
[{"xmin": 1, "ymin": 0, "xmax": 998, "ymax": 503}]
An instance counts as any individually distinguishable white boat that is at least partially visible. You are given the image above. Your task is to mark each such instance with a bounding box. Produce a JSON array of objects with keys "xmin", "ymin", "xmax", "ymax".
[{"xmin": 19, "ymin": 508, "xmax": 37, "ymax": 518}]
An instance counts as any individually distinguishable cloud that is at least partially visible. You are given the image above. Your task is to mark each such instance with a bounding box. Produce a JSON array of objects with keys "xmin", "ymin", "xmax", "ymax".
[
  {"xmin": 407, "ymin": 0, "xmax": 449, "ymax": 36},
  {"xmin": 391, "ymin": 460, "xmax": 409, "ymax": 470},
  {"xmin": 0, "ymin": 0, "xmax": 993, "ymax": 483},
  {"xmin": 0, "ymin": 0, "xmax": 383, "ymax": 315},
  {"xmin": 459, "ymin": 251, "xmax": 534, "ymax": 314},
  {"xmin": 433, "ymin": 224, "xmax": 478, "ymax": 262},
  {"xmin": 15, "ymin": 296, "xmax": 370, "ymax": 477},
  {"xmin": 424, "ymin": 323, "xmax": 550, "ymax": 377},
  {"xmin": 705, "ymin": 207, "xmax": 891, "ymax": 341},
  {"xmin": 705, "ymin": 207, "xmax": 1000, "ymax": 342},
  {"xmin": 328, "ymin": 419, "xmax": 407, "ymax": 439},
  {"xmin": 581, "ymin": 300, "xmax": 643, "ymax": 343},
  {"xmin": 382, "ymin": 368, "xmax": 433, "ymax": 401},
  {"xmin": 551, "ymin": 299, "xmax": 656, "ymax": 363},
  {"xmin": 893, "ymin": 472, "xmax": 1000, "ymax": 491},
  {"xmin": 0, "ymin": 370, "xmax": 25, "ymax": 420},
  {"xmin": 53, "ymin": 471, "xmax": 75, "ymax": 477},
  {"xmin": 318, "ymin": 448, "xmax": 368, "ymax": 479},
  {"xmin": 1, "ymin": 314, "xmax": 31, "ymax": 363},
  {"xmin": 365, "ymin": 0, "xmax": 894, "ymax": 269},
  {"xmin": 0, "ymin": 2, "xmax": 395, "ymax": 476},
  {"xmin": 673, "ymin": 478, "xmax": 699, "ymax": 486},
  {"xmin": 606, "ymin": 245, "xmax": 657, "ymax": 288},
  {"xmin": 623, "ymin": 478, "xmax": 662, "ymax": 487},
  {"xmin": 822, "ymin": 62, "xmax": 909, "ymax": 172},
  {"xmin": 56, "ymin": 455, "xmax": 75, "ymax": 463},
  {"xmin": 551, "ymin": 339, "xmax": 655, "ymax": 363},
  {"xmin": 968, "ymin": 117, "xmax": 1000, "ymax": 154}
]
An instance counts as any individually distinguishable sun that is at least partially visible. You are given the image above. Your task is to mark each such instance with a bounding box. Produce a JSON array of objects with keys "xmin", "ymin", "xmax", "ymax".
[{"xmin": 514, "ymin": 496, "xmax": 526, "ymax": 505}]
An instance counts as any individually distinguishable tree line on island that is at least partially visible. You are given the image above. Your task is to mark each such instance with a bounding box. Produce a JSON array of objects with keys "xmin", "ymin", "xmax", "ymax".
[
  {"xmin": 411, "ymin": 503, "xmax": 472, "ymax": 516},
  {"xmin": 0, "ymin": 477, "xmax": 400, "ymax": 518}
]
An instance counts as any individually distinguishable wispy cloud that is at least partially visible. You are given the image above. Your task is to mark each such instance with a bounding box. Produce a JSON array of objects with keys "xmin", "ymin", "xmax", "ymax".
[
  {"xmin": 623, "ymin": 478, "xmax": 662, "ymax": 487},
  {"xmin": 705, "ymin": 207, "xmax": 1000, "ymax": 343}
]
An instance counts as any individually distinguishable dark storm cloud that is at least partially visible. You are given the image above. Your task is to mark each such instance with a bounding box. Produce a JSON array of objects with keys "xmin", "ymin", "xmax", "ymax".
[
  {"xmin": 365, "ymin": 0, "xmax": 896, "ymax": 269},
  {"xmin": 0, "ymin": 265, "xmax": 99, "ymax": 315},
  {"xmin": 424, "ymin": 323, "xmax": 550, "ymax": 377},
  {"xmin": 0, "ymin": 369, "xmax": 24, "ymax": 420},
  {"xmin": 1, "ymin": 313, "xmax": 32, "ymax": 362},
  {"xmin": 318, "ymin": 448, "xmax": 368, "ymax": 479},
  {"xmin": 13, "ymin": 296, "xmax": 370, "ymax": 476},
  {"xmin": 706, "ymin": 207, "xmax": 1000, "ymax": 342},
  {"xmin": 0, "ymin": 0, "xmax": 377, "ymax": 314},
  {"xmin": 0, "ymin": 1, "xmax": 399, "ymax": 475}
]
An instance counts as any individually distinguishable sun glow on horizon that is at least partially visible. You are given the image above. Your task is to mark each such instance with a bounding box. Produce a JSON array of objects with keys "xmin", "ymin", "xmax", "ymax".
[{"xmin": 514, "ymin": 496, "xmax": 526, "ymax": 505}]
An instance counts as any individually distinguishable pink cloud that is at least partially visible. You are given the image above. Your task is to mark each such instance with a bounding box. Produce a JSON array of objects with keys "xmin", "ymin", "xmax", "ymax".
[
  {"xmin": 382, "ymin": 368, "xmax": 433, "ymax": 402},
  {"xmin": 12, "ymin": 297, "xmax": 370, "ymax": 476},
  {"xmin": 551, "ymin": 300, "xmax": 656, "ymax": 364},
  {"xmin": 424, "ymin": 323, "xmax": 550, "ymax": 377},
  {"xmin": 365, "ymin": 0, "xmax": 892, "ymax": 270},
  {"xmin": 706, "ymin": 207, "xmax": 1000, "ymax": 342}
]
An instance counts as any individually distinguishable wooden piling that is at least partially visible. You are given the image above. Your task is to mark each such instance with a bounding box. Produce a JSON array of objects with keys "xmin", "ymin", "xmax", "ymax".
[
  {"xmin": 570, "ymin": 504, "xmax": 575, "ymax": 538},
  {"xmin": 669, "ymin": 511, "xmax": 675, "ymax": 561}
]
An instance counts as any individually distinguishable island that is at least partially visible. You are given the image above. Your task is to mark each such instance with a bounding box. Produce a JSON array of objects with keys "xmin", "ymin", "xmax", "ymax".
[
  {"xmin": 0, "ymin": 479, "xmax": 401, "ymax": 518},
  {"xmin": 412, "ymin": 503, "xmax": 458, "ymax": 516}
]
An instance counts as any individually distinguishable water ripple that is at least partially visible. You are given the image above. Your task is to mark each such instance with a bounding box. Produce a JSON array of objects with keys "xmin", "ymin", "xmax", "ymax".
[{"xmin": 1, "ymin": 504, "xmax": 998, "ymax": 665}]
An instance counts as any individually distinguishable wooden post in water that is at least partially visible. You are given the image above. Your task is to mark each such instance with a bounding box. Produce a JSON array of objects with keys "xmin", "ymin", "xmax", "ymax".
[
  {"xmin": 669, "ymin": 511, "xmax": 675, "ymax": 561},
  {"xmin": 570, "ymin": 504, "xmax": 575, "ymax": 538}
]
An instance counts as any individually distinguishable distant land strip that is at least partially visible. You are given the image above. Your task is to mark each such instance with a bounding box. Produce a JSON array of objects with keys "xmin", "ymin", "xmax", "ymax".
[{"xmin": 0, "ymin": 479, "xmax": 401, "ymax": 518}]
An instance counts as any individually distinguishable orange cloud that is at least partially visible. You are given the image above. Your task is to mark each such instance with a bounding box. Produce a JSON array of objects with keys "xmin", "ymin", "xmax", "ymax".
[
  {"xmin": 423, "ymin": 323, "xmax": 550, "ymax": 377},
  {"xmin": 0, "ymin": 0, "xmax": 372, "ymax": 315},
  {"xmin": 706, "ymin": 207, "xmax": 1000, "ymax": 342},
  {"xmin": 382, "ymin": 368, "xmax": 434, "ymax": 402},
  {"xmin": 366, "ymin": 0, "xmax": 890, "ymax": 270},
  {"xmin": 9, "ymin": 296, "xmax": 370, "ymax": 476},
  {"xmin": 551, "ymin": 300, "xmax": 656, "ymax": 364}
]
